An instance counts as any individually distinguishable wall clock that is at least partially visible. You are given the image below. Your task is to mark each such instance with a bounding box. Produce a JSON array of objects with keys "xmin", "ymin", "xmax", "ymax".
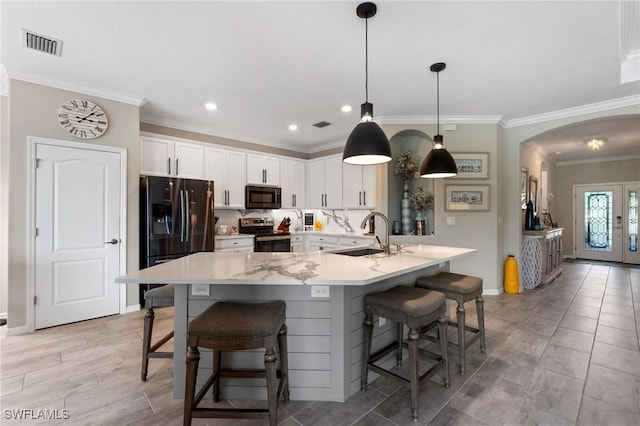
[{"xmin": 57, "ymin": 99, "xmax": 109, "ymax": 139}]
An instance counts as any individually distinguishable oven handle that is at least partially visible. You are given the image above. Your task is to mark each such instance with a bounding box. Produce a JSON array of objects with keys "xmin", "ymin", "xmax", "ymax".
[{"xmin": 255, "ymin": 235, "xmax": 291, "ymax": 242}]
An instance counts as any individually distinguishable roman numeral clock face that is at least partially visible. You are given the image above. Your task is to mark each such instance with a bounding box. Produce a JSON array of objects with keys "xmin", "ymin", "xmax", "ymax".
[{"xmin": 57, "ymin": 99, "xmax": 109, "ymax": 139}]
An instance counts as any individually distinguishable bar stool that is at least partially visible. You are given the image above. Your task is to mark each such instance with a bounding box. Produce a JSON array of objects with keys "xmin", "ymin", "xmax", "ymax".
[
  {"xmin": 361, "ymin": 285, "xmax": 449, "ymax": 422},
  {"xmin": 183, "ymin": 300, "xmax": 289, "ymax": 426},
  {"xmin": 141, "ymin": 284, "xmax": 174, "ymax": 381},
  {"xmin": 416, "ymin": 272, "xmax": 486, "ymax": 375}
]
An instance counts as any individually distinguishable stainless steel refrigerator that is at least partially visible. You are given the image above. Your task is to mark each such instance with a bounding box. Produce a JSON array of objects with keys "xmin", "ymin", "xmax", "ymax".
[{"xmin": 139, "ymin": 176, "xmax": 214, "ymax": 304}]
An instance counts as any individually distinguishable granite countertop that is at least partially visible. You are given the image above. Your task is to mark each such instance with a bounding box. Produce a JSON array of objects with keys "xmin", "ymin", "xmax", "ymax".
[
  {"xmin": 115, "ymin": 244, "xmax": 475, "ymax": 286},
  {"xmin": 289, "ymin": 231, "xmax": 376, "ymax": 238},
  {"xmin": 214, "ymin": 233, "xmax": 254, "ymax": 239}
]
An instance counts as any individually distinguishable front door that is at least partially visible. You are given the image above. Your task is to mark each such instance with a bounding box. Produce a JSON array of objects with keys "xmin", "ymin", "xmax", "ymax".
[
  {"xmin": 574, "ymin": 183, "xmax": 640, "ymax": 263},
  {"xmin": 35, "ymin": 143, "xmax": 122, "ymax": 329}
]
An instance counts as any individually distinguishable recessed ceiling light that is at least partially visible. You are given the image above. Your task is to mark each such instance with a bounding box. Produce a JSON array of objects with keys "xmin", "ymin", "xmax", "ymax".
[
  {"xmin": 205, "ymin": 102, "xmax": 217, "ymax": 111},
  {"xmin": 288, "ymin": 124, "xmax": 298, "ymax": 131},
  {"xmin": 341, "ymin": 105, "xmax": 352, "ymax": 113}
]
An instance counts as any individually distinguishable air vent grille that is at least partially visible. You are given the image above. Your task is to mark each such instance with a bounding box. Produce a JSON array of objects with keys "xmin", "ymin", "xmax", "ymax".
[
  {"xmin": 313, "ymin": 121, "xmax": 331, "ymax": 128},
  {"xmin": 22, "ymin": 29, "xmax": 62, "ymax": 56}
]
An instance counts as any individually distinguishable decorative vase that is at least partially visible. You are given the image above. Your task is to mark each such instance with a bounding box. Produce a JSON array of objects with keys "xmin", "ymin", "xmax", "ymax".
[
  {"xmin": 504, "ymin": 255, "xmax": 519, "ymax": 294},
  {"xmin": 401, "ymin": 182, "xmax": 412, "ymax": 235},
  {"xmin": 525, "ymin": 200, "xmax": 534, "ymax": 230},
  {"xmin": 414, "ymin": 211, "xmax": 426, "ymax": 236}
]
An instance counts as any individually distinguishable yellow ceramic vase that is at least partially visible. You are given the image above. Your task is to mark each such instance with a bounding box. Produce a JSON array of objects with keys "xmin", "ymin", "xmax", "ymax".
[{"xmin": 504, "ymin": 255, "xmax": 520, "ymax": 294}]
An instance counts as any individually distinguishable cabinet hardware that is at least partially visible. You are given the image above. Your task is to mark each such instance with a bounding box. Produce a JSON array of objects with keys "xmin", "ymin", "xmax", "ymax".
[
  {"xmin": 359, "ymin": 191, "xmax": 362, "ymax": 206},
  {"xmin": 167, "ymin": 158, "xmax": 171, "ymax": 175},
  {"xmin": 363, "ymin": 191, "xmax": 366, "ymax": 206},
  {"xmin": 175, "ymin": 158, "xmax": 179, "ymax": 176}
]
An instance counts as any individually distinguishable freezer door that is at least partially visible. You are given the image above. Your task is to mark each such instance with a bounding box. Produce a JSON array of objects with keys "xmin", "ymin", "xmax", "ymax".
[
  {"xmin": 183, "ymin": 179, "xmax": 215, "ymax": 253},
  {"xmin": 141, "ymin": 176, "xmax": 186, "ymax": 257}
]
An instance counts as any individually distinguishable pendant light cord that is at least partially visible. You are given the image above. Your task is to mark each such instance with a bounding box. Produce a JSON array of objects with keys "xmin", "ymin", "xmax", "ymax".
[
  {"xmin": 365, "ymin": 17, "xmax": 369, "ymax": 103},
  {"xmin": 436, "ymin": 70, "xmax": 440, "ymax": 134}
]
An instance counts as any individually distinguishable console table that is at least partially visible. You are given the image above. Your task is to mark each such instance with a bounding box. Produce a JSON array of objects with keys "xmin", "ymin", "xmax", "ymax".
[{"xmin": 521, "ymin": 228, "xmax": 563, "ymax": 289}]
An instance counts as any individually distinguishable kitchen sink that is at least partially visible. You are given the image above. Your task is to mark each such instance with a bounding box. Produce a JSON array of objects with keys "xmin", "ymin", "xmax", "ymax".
[{"xmin": 332, "ymin": 247, "xmax": 385, "ymax": 257}]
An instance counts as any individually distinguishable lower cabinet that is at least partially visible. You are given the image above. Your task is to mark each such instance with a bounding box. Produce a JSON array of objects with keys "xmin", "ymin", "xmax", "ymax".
[
  {"xmin": 338, "ymin": 236, "xmax": 375, "ymax": 248},
  {"xmin": 215, "ymin": 235, "xmax": 254, "ymax": 252},
  {"xmin": 290, "ymin": 234, "xmax": 305, "ymax": 252},
  {"xmin": 306, "ymin": 235, "xmax": 338, "ymax": 252}
]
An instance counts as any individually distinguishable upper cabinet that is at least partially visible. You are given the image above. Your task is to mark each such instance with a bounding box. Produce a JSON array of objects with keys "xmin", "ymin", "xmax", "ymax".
[
  {"xmin": 342, "ymin": 164, "xmax": 377, "ymax": 209},
  {"xmin": 141, "ymin": 136, "xmax": 204, "ymax": 179},
  {"xmin": 280, "ymin": 158, "xmax": 305, "ymax": 209},
  {"xmin": 306, "ymin": 155, "xmax": 342, "ymax": 209},
  {"xmin": 205, "ymin": 148, "xmax": 246, "ymax": 209},
  {"xmin": 247, "ymin": 154, "xmax": 280, "ymax": 185}
]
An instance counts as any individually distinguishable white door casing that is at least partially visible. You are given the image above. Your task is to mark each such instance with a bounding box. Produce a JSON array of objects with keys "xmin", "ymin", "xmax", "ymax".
[{"xmin": 33, "ymin": 139, "xmax": 125, "ymax": 329}]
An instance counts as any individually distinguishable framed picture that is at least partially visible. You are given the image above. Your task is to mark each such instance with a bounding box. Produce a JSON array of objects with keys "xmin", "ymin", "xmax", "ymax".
[
  {"xmin": 451, "ymin": 152, "xmax": 489, "ymax": 179},
  {"xmin": 529, "ymin": 175, "xmax": 538, "ymax": 212},
  {"xmin": 521, "ymin": 168, "xmax": 528, "ymax": 209},
  {"xmin": 445, "ymin": 184, "xmax": 490, "ymax": 211}
]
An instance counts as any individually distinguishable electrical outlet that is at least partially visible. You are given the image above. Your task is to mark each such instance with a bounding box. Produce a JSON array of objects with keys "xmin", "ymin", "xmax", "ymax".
[
  {"xmin": 379, "ymin": 317, "xmax": 386, "ymax": 327},
  {"xmin": 311, "ymin": 286, "xmax": 330, "ymax": 298},
  {"xmin": 191, "ymin": 284, "xmax": 210, "ymax": 296}
]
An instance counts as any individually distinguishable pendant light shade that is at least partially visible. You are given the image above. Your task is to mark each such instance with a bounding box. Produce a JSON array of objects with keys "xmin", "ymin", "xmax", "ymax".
[
  {"xmin": 343, "ymin": 2, "xmax": 391, "ymax": 165},
  {"xmin": 420, "ymin": 62, "xmax": 458, "ymax": 178}
]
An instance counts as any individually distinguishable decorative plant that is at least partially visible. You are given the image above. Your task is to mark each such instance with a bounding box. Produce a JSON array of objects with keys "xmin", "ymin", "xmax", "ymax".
[
  {"xmin": 409, "ymin": 187, "xmax": 434, "ymax": 213},
  {"xmin": 394, "ymin": 150, "xmax": 418, "ymax": 182}
]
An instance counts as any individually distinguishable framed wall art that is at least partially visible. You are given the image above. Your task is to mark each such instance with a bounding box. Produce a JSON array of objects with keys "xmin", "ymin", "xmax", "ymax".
[
  {"xmin": 451, "ymin": 152, "xmax": 489, "ymax": 179},
  {"xmin": 445, "ymin": 184, "xmax": 490, "ymax": 211},
  {"xmin": 529, "ymin": 175, "xmax": 538, "ymax": 212},
  {"xmin": 521, "ymin": 168, "xmax": 528, "ymax": 209}
]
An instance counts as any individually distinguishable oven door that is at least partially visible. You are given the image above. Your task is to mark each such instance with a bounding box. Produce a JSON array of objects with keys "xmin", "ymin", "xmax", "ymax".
[{"xmin": 255, "ymin": 235, "xmax": 291, "ymax": 252}]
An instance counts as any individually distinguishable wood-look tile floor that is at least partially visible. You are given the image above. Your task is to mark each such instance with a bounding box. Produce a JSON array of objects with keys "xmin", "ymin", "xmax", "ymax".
[{"xmin": 1, "ymin": 261, "xmax": 639, "ymax": 425}]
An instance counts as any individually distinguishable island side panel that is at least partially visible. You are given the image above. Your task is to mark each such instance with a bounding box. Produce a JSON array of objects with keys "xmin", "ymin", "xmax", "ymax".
[
  {"xmin": 179, "ymin": 283, "xmax": 350, "ymax": 402},
  {"xmin": 173, "ymin": 284, "xmax": 189, "ymax": 398}
]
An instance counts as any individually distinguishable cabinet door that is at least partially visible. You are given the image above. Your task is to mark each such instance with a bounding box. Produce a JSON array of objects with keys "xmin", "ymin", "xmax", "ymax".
[
  {"xmin": 306, "ymin": 159, "xmax": 326, "ymax": 209},
  {"xmin": 342, "ymin": 163, "xmax": 364, "ymax": 208},
  {"xmin": 361, "ymin": 165, "xmax": 377, "ymax": 208},
  {"xmin": 263, "ymin": 156, "xmax": 280, "ymax": 185},
  {"xmin": 174, "ymin": 142, "xmax": 204, "ymax": 179},
  {"xmin": 141, "ymin": 137, "xmax": 172, "ymax": 176},
  {"xmin": 281, "ymin": 159, "xmax": 305, "ymax": 209},
  {"xmin": 205, "ymin": 148, "xmax": 228, "ymax": 207},
  {"xmin": 226, "ymin": 151, "xmax": 247, "ymax": 209},
  {"xmin": 324, "ymin": 156, "xmax": 343, "ymax": 209},
  {"xmin": 246, "ymin": 154, "xmax": 265, "ymax": 184}
]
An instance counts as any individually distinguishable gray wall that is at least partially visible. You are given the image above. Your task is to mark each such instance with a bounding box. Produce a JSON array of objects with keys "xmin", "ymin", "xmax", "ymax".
[
  {"xmin": 6, "ymin": 80, "xmax": 140, "ymax": 328},
  {"xmin": 1, "ymin": 94, "xmax": 9, "ymax": 318},
  {"xmin": 555, "ymin": 158, "xmax": 640, "ymax": 256}
]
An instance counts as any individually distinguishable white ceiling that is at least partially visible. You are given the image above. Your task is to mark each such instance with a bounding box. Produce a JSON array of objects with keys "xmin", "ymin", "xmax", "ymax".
[{"xmin": 2, "ymin": 1, "xmax": 639, "ymax": 160}]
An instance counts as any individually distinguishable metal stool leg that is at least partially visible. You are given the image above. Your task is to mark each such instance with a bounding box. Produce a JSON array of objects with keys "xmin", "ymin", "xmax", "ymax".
[
  {"xmin": 278, "ymin": 324, "xmax": 290, "ymax": 401},
  {"xmin": 476, "ymin": 295, "xmax": 486, "ymax": 353},
  {"xmin": 456, "ymin": 301, "xmax": 466, "ymax": 375},
  {"xmin": 183, "ymin": 346, "xmax": 200, "ymax": 426},
  {"xmin": 408, "ymin": 328, "xmax": 420, "ymax": 421},
  {"xmin": 141, "ymin": 307, "xmax": 154, "ymax": 381},
  {"xmin": 264, "ymin": 348, "xmax": 278, "ymax": 426},
  {"xmin": 361, "ymin": 314, "xmax": 374, "ymax": 391}
]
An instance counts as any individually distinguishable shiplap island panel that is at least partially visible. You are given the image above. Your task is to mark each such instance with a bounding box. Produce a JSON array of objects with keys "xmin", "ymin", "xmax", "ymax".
[{"xmin": 116, "ymin": 244, "xmax": 475, "ymax": 401}]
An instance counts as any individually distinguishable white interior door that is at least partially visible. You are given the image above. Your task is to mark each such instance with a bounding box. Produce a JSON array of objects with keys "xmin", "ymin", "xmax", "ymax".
[
  {"xmin": 35, "ymin": 143, "xmax": 121, "ymax": 329},
  {"xmin": 575, "ymin": 184, "xmax": 623, "ymax": 262}
]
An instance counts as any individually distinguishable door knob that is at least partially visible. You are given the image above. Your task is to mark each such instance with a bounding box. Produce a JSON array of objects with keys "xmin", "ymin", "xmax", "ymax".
[{"xmin": 105, "ymin": 239, "xmax": 119, "ymax": 245}]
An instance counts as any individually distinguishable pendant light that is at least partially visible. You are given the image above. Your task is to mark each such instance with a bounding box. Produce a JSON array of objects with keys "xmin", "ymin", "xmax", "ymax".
[
  {"xmin": 420, "ymin": 62, "xmax": 458, "ymax": 178},
  {"xmin": 343, "ymin": 2, "xmax": 391, "ymax": 165}
]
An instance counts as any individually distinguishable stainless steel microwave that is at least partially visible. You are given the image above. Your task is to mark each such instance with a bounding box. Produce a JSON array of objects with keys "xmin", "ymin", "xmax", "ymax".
[{"xmin": 245, "ymin": 185, "xmax": 282, "ymax": 209}]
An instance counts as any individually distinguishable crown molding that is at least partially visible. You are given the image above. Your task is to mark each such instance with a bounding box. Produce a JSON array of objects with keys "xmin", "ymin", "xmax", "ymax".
[
  {"xmin": 556, "ymin": 153, "xmax": 640, "ymax": 167},
  {"xmin": 3, "ymin": 66, "xmax": 147, "ymax": 106},
  {"xmin": 377, "ymin": 115, "xmax": 504, "ymax": 125},
  {"xmin": 503, "ymin": 95, "xmax": 640, "ymax": 128}
]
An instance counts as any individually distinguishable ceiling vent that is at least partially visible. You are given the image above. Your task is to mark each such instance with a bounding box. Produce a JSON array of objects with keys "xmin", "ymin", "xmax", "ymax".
[
  {"xmin": 22, "ymin": 29, "xmax": 63, "ymax": 56},
  {"xmin": 312, "ymin": 121, "xmax": 331, "ymax": 128}
]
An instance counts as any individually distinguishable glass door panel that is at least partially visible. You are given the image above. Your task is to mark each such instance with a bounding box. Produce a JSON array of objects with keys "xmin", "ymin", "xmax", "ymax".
[{"xmin": 575, "ymin": 185, "xmax": 622, "ymax": 262}]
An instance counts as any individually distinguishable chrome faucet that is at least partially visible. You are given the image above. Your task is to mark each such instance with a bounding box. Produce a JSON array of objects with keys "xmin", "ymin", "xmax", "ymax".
[{"xmin": 360, "ymin": 211, "xmax": 390, "ymax": 254}]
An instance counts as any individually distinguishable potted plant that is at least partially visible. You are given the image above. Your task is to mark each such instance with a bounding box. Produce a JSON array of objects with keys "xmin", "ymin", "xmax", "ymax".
[
  {"xmin": 409, "ymin": 187, "xmax": 434, "ymax": 235},
  {"xmin": 394, "ymin": 151, "xmax": 418, "ymax": 234}
]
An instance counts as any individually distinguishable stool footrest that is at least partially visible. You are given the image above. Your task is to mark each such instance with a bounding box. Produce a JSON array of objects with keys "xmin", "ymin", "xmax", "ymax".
[
  {"xmin": 448, "ymin": 321, "xmax": 481, "ymax": 333},
  {"xmin": 369, "ymin": 341, "xmax": 398, "ymax": 365},
  {"xmin": 146, "ymin": 352, "xmax": 173, "ymax": 359},
  {"xmin": 192, "ymin": 408, "xmax": 269, "ymax": 419},
  {"xmin": 149, "ymin": 330, "xmax": 174, "ymax": 352},
  {"xmin": 366, "ymin": 351, "xmax": 446, "ymax": 387}
]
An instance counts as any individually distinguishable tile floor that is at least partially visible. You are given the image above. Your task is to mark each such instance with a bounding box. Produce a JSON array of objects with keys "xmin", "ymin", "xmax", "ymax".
[{"xmin": 1, "ymin": 260, "xmax": 639, "ymax": 425}]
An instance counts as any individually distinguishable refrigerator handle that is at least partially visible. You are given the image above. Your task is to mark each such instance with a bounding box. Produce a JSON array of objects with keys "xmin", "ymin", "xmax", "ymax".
[
  {"xmin": 180, "ymin": 190, "xmax": 185, "ymax": 242},
  {"xmin": 185, "ymin": 189, "xmax": 190, "ymax": 242}
]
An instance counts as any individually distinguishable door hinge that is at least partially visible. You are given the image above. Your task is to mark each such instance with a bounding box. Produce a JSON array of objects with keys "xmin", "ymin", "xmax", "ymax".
[
  {"xmin": 34, "ymin": 159, "xmax": 40, "ymax": 169},
  {"xmin": 34, "ymin": 296, "xmax": 37, "ymax": 305},
  {"xmin": 35, "ymin": 227, "xmax": 39, "ymax": 237}
]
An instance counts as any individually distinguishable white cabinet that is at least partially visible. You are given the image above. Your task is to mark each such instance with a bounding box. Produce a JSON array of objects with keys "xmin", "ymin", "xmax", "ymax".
[
  {"xmin": 290, "ymin": 234, "xmax": 305, "ymax": 252},
  {"xmin": 306, "ymin": 155, "xmax": 342, "ymax": 209},
  {"xmin": 247, "ymin": 154, "xmax": 280, "ymax": 185},
  {"xmin": 140, "ymin": 136, "xmax": 204, "ymax": 179},
  {"xmin": 337, "ymin": 236, "xmax": 375, "ymax": 248},
  {"xmin": 215, "ymin": 235, "xmax": 254, "ymax": 252},
  {"xmin": 306, "ymin": 235, "xmax": 338, "ymax": 252},
  {"xmin": 205, "ymin": 148, "xmax": 246, "ymax": 209},
  {"xmin": 280, "ymin": 159, "xmax": 305, "ymax": 209},
  {"xmin": 342, "ymin": 164, "xmax": 377, "ymax": 208}
]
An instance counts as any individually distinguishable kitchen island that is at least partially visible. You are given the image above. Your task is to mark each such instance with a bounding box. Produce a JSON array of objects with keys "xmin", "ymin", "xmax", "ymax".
[{"xmin": 116, "ymin": 244, "xmax": 475, "ymax": 401}]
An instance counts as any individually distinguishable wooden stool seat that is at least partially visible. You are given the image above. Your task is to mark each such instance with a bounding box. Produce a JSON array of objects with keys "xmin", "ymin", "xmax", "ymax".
[
  {"xmin": 183, "ymin": 300, "xmax": 289, "ymax": 426},
  {"xmin": 141, "ymin": 284, "xmax": 174, "ymax": 381},
  {"xmin": 362, "ymin": 285, "xmax": 449, "ymax": 422},
  {"xmin": 416, "ymin": 272, "xmax": 486, "ymax": 375}
]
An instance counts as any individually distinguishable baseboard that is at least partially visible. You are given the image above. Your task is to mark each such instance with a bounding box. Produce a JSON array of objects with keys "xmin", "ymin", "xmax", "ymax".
[
  {"xmin": 5, "ymin": 324, "xmax": 30, "ymax": 336},
  {"xmin": 126, "ymin": 304, "xmax": 142, "ymax": 313},
  {"xmin": 0, "ymin": 311, "xmax": 6, "ymax": 320},
  {"xmin": 483, "ymin": 289, "xmax": 501, "ymax": 296}
]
